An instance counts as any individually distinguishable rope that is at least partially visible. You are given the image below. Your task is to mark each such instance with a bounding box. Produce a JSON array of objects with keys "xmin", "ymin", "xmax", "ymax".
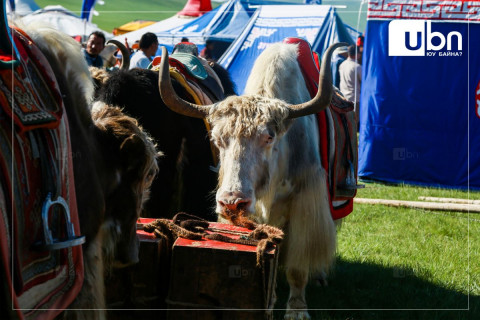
[
  {"xmin": 172, "ymin": 212, "xmax": 210, "ymax": 232},
  {"xmin": 142, "ymin": 213, "xmax": 206, "ymax": 245},
  {"xmin": 219, "ymin": 208, "xmax": 258, "ymax": 230},
  {"xmin": 205, "ymin": 224, "xmax": 284, "ymax": 267},
  {"xmin": 207, "ymin": 227, "xmax": 249, "ymax": 236},
  {"xmin": 144, "ymin": 213, "xmax": 283, "ymax": 309},
  {"xmin": 143, "ymin": 213, "xmax": 284, "ymax": 267}
]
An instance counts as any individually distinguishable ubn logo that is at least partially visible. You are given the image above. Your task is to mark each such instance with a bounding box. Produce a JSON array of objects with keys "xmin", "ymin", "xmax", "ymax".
[{"xmin": 388, "ymin": 20, "xmax": 462, "ymax": 56}]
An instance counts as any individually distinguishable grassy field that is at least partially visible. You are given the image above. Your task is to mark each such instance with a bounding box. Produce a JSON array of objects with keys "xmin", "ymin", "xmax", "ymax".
[
  {"xmin": 273, "ymin": 182, "xmax": 479, "ymax": 319},
  {"xmin": 107, "ymin": 182, "xmax": 479, "ymax": 320}
]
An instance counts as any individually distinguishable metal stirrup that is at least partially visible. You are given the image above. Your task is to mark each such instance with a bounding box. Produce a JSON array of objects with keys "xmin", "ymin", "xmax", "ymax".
[{"xmin": 34, "ymin": 192, "xmax": 85, "ymax": 251}]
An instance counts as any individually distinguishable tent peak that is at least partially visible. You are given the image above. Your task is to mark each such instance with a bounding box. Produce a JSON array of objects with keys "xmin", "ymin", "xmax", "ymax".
[{"xmin": 178, "ymin": 0, "xmax": 212, "ymax": 17}]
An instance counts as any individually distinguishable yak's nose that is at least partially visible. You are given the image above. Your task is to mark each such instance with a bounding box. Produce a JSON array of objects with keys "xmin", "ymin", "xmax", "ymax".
[{"xmin": 218, "ymin": 191, "xmax": 251, "ymax": 211}]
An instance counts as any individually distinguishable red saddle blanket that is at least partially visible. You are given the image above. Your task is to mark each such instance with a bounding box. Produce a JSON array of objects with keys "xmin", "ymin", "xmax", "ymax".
[
  {"xmin": 283, "ymin": 37, "xmax": 358, "ymax": 220},
  {"xmin": 0, "ymin": 28, "xmax": 83, "ymax": 319}
]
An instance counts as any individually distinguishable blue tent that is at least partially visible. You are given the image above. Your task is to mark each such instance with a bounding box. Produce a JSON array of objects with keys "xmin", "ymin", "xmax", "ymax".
[
  {"xmin": 359, "ymin": 1, "xmax": 480, "ymax": 189},
  {"xmin": 344, "ymin": 23, "xmax": 362, "ymax": 42},
  {"xmin": 156, "ymin": 0, "xmax": 256, "ymax": 54},
  {"xmin": 218, "ymin": 4, "xmax": 355, "ymax": 94}
]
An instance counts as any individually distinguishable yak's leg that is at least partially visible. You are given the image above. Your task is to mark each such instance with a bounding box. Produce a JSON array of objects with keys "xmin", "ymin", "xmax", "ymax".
[
  {"xmin": 281, "ymin": 169, "xmax": 336, "ymax": 320},
  {"xmin": 284, "ymin": 267, "xmax": 310, "ymax": 320},
  {"xmin": 64, "ymin": 231, "xmax": 106, "ymax": 320},
  {"xmin": 313, "ymin": 270, "xmax": 328, "ymax": 287}
]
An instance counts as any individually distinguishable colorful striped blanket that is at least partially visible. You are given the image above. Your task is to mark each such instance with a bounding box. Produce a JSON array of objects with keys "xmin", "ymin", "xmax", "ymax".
[
  {"xmin": 283, "ymin": 37, "xmax": 359, "ymax": 220},
  {"xmin": 0, "ymin": 27, "xmax": 83, "ymax": 319}
]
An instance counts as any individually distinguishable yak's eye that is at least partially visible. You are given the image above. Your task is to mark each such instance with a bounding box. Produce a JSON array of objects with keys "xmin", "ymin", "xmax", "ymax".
[
  {"xmin": 262, "ymin": 132, "xmax": 275, "ymax": 146},
  {"xmin": 145, "ymin": 168, "xmax": 156, "ymax": 186}
]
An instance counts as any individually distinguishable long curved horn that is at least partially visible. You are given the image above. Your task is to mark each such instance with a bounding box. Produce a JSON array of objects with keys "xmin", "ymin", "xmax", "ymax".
[
  {"xmin": 107, "ymin": 39, "xmax": 130, "ymax": 70},
  {"xmin": 158, "ymin": 46, "xmax": 211, "ymax": 119},
  {"xmin": 287, "ymin": 42, "xmax": 348, "ymax": 119}
]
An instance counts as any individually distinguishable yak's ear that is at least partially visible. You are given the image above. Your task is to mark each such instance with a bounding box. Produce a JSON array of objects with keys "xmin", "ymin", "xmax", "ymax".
[{"xmin": 119, "ymin": 134, "xmax": 146, "ymax": 171}]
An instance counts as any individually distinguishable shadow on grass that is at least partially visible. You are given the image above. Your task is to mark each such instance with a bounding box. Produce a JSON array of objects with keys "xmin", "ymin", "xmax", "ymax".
[
  {"xmin": 274, "ymin": 258, "xmax": 478, "ymax": 320},
  {"xmin": 105, "ymin": 257, "xmax": 477, "ymax": 320}
]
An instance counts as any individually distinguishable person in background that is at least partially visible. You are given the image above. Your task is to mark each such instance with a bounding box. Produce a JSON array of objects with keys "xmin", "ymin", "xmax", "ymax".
[
  {"xmin": 331, "ymin": 46, "xmax": 349, "ymax": 88},
  {"xmin": 356, "ymin": 35, "xmax": 364, "ymax": 64},
  {"xmin": 357, "ymin": 35, "xmax": 364, "ymax": 48},
  {"xmin": 199, "ymin": 40, "xmax": 216, "ymax": 61},
  {"xmin": 129, "ymin": 32, "xmax": 159, "ymax": 69},
  {"xmin": 339, "ymin": 44, "xmax": 363, "ymax": 123},
  {"xmin": 172, "ymin": 41, "xmax": 198, "ymax": 56},
  {"xmin": 83, "ymin": 31, "xmax": 106, "ymax": 67}
]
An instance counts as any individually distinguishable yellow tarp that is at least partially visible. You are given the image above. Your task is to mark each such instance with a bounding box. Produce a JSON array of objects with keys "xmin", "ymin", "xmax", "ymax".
[{"xmin": 113, "ymin": 20, "xmax": 157, "ymax": 36}]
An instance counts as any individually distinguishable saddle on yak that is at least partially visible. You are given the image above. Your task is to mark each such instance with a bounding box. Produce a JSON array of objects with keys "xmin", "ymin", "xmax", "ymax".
[
  {"xmin": 283, "ymin": 37, "xmax": 359, "ymax": 220},
  {"xmin": 0, "ymin": 13, "xmax": 84, "ymax": 320},
  {"xmin": 150, "ymin": 51, "xmax": 226, "ymax": 165}
]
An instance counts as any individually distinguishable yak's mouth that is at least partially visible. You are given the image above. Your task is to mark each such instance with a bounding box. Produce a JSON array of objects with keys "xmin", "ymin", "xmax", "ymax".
[{"xmin": 220, "ymin": 208, "xmax": 257, "ymax": 230}]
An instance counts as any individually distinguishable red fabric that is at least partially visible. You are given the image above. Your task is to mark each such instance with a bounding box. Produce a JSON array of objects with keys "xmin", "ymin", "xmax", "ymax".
[
  {"xmin": 283, "ymin": 37, "xmax": 320, "ymax": 96},
  {"xmin": 151, "ymin": 56, "xmax": 197, "ymax": 82},
  {"xmin": 316, "ymin": 105, "xmax": 354, "ymax": 220},
  {"xmin": 0, "ymin": 28, "xmax": 63, "ymax": 133},
  {"xmin": 312, "ymin": 51, "xmax": 321, "ymax": 74},
  {"xmin": 282, "ymin": 37, "xmax": 353, "ymax": 220},
  {"xmin": 178, "ymin": 0, "xmax": 212, "ymax": 17},
  {"xmin": 0, "ymin": 27, "xmax": 84, "ymax": 319},
  {"xmin": 356, "ymin": 36, "xmax": 364, "ymax": 47},
  {"xmin": 138, "ymin": 219, "xmax": 274, "ymax": 254},
  {"xmin": 0, "ymin": 54, "xmax": 14, "ymax": 61}
]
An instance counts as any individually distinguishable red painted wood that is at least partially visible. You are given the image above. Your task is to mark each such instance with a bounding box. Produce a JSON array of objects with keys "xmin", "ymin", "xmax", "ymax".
[{"xmin": 137, "ymin": 218, "xmax": 275, "ymax": 254}]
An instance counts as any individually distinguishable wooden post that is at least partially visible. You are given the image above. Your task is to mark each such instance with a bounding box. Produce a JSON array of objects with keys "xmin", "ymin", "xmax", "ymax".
[
  {"xmin": 418, "ymin": 196, "xmax": 480, "ymax": 205},
  {"xmin": 354, "ymin": 198, "xmax": 480, "ymax": 213}
]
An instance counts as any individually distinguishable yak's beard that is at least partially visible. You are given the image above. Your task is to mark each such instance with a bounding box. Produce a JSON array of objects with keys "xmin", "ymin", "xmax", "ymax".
[{"xmin": 220, "ymin": 208, "xmax": 257, "ymax": 230}]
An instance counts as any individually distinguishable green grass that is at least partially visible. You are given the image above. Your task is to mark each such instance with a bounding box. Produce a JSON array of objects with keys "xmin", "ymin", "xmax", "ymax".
[{"xmin": 273, "ymin": 182, "xmax": 480, "ymax": 319}]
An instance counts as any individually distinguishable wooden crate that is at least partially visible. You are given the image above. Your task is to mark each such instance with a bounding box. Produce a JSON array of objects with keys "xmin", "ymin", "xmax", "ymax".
[
  {"xmin": 134, "ymin": 225, "xmax": 172, "ymax": 306},
  {"xmin": 106, "ymin": 219, "xmax": 279, "ymax": 320},
  {"xmin": 166, "ymin": 222, "xmax": 279, "ymax": 320},
  {"xmin": 106, "ymin": 219, "xmax": 171, "ymax": 311}
]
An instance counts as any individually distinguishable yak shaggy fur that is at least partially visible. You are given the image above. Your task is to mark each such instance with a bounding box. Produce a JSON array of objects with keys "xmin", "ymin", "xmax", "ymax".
[
  {"xmin": 18, "ymin": 22, "xmax": 159, "ymax": 320},
  {"xmin": 210, "ymin": 43, "xmax": 336, "ymax": 319}
]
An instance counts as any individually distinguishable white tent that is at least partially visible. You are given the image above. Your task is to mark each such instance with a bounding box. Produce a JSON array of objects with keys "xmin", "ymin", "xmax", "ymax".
[
  {"xmin": 112, "ymin": 15, "xmax": 194, "ymax": 47},
  {"xmin": 21, "ymin": 5, "xmax": 112, "ymax": 40},
  {"xmin": 6, "ymin": 0, "xmax": 40, "ymax": 16}
]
